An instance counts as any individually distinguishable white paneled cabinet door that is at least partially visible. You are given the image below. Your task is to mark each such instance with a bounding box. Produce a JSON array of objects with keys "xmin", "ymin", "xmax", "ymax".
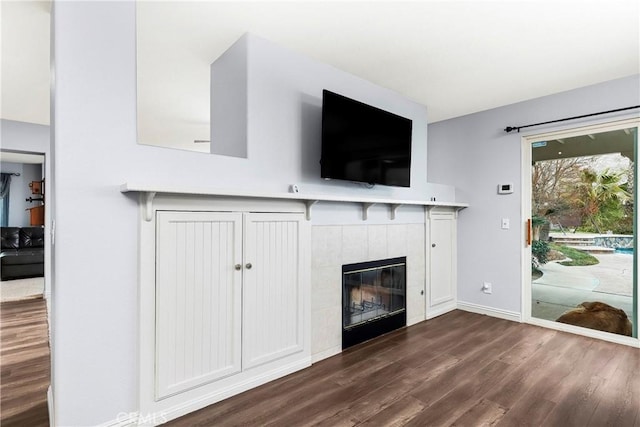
[
  {"xmin": 155, "ymin": 211, "xmax": 243, "ymax": 399},
  {"xmin": 242, "ymin": 213, "xmax": 305, "ymax": 369},
  {"xmin": 429, "ymin": 209, "xmax": 456, "ymax": 310}
]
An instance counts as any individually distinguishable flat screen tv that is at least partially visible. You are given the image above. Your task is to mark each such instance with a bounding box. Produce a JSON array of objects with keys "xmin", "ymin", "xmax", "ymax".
[{"xmin": 320, "ymin": 89, "xmax": 412, "ymax": 187}]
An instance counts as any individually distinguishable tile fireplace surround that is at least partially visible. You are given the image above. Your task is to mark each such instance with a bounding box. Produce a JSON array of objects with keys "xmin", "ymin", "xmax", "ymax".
[{"xmin": 311, "ymin": 223, "xmax": 425, "ymax": 362}]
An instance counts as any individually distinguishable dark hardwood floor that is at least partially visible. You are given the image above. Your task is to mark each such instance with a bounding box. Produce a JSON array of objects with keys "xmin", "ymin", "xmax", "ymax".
[
  {"xmin": 167, "ymin": 310, "xmax": 639, "ymax": 427},
  {"xmin": 0, "ymin": 298, "xmax": 50, "ymax": 427}
]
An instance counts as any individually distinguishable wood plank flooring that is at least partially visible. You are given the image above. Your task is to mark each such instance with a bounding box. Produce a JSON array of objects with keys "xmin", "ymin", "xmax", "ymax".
[
  {"xmin": 167, "ymin": 310, "xmax": 640, "ymax": 427},
  {"xmin": 0, "ymin": 298, "xmax": 50, "ymax": 427}
]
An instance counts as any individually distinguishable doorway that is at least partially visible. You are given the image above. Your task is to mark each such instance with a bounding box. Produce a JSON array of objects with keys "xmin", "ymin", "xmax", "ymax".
[
  {"xmin": 522, "ymin": 119, "xmax": 639, "ymax": 342},
  {"xmin": 0, "ymin": 149, "xmax": 51, "ymax": 425},
  {"xmin": 0, "ymin": 151, "xmax": 46, "ymax": 300}
]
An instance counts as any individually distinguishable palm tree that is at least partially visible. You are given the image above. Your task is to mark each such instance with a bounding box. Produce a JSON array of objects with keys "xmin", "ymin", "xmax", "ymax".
[{"xmin": 575, "ymin": 168, "xmax": 631, "ymax": 234}]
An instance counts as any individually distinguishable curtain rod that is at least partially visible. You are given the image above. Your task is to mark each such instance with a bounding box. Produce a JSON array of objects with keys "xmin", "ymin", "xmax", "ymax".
[{"xmin": 504, "ymin": 105, "xmax": 640, "ymax": 133}]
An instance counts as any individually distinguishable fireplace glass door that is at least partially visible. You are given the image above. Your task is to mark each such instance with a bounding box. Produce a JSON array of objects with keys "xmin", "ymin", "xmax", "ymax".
[{"xmin": 343, "ymin": 259, "xmax": 406, "ymax": 331}]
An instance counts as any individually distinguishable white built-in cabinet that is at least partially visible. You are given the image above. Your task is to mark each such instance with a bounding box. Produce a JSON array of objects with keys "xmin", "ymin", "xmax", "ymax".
[
  {"xmin": 125, "ymin": 185, "xmax": 466, "ymax": 424},
  {"xmin": 155, "ymin": 211, "xmax": 306, "ymax": 399},
  {"xmin": 426, "ymin": 207, "xmax": 458, "ymax": 318},
  {"xmin": 137, "ymin": 196, "xmax": 311, "ymax": 422},
  {"xmin": 155, "ymin": 211, "xmax": 243, "ymax": 398},
  {"xmin": 242, "ymin": 213, "xmax": 306, "ymax": 368}
]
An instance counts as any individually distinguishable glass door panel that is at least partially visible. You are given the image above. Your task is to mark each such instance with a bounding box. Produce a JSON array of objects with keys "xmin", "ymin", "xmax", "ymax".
[{"xmin": 530, "ymin": 126, "xmax": 637, "ymax": 338}]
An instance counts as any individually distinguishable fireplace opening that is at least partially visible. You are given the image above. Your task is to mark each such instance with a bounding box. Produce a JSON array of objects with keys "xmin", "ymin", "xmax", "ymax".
[{"xmin": 342, "ymin": 257, "xmax": 406, "ymax": 349}]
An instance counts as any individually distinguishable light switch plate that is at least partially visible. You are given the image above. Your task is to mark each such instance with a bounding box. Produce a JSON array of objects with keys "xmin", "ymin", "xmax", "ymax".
[{"xmin": 498, "ymin": 183, "xmax": 514, "ymax": 194}]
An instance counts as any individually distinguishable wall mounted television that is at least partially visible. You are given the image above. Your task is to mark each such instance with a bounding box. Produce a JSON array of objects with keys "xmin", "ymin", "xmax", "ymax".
[{"xmin": 320, "ymin": 89, "xmax": 413, "ymax": 188}]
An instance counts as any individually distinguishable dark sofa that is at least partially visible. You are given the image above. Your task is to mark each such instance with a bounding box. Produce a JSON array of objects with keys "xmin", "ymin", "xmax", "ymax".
[{"xmin": 1, "ymin": 227, "xmax": 45, "ymax": 281}]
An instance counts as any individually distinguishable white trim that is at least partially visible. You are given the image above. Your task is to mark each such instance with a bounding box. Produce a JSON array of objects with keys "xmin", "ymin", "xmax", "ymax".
[
  {"xmin": 457, "ymin": 301, "xmax": 522, "ymax": 323},
  {"xmin": 120, "ymin": 183, "xmax": 469, "ymax": 208},
  {"xmin": 425, "ymin": 303, "xmax": 457, "ymax": 320},
  {"xmin": 47, "ymin": 386, "xmax": 54, "ymax": 427},
  {"xmin": 407, "ymin": 315, "xmax": 425, "ymax": 327},
  {"xmin": 521, "ymin": 134, "xmax": 533, "ymax": 324},
  {"xmin": 519, "ymin": 116, "xmax": 640, "ymax": 142},
  {"xmin": 121, "ymin": 183, "xmax": 468, "ymax": 222},
  {"xmin": 147, "ymin": 359, "xmax": 311, "ymax": 426},
  {"xmin": 98, "ymin": 412, "xmax": 140, "ymax": 427},
  {"xmin": 311, "ymin": 345, "xmax": 341, "ymax": 364}
]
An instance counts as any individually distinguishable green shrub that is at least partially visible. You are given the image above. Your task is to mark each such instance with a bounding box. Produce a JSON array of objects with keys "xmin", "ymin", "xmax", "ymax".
[{"xmin": 532, "ymin": 240, "xmax": 550, "ymax": 264}]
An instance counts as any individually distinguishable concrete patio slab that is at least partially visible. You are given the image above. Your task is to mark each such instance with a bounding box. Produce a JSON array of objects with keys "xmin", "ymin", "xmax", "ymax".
[{"xmin": 532, "ymin": 252, "xmax": 634, "ymax": 322}]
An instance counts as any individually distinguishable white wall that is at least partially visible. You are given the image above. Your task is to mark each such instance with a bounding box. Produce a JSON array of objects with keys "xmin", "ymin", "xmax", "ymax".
[
  {"xmin": 244, "ymin": 34, "xmax": 431, "ymax": 200},
  {"xmin": 52, "ymin": 2, "xmax": 446, "ymax": 425},
  {"xmin": 428, "ymin": 75, "xmax": 640, "ymax": 315},
  {"xmin": 0, "ymin": 120, "xmax": 49, "ymax": 229},
  {"xmin": 0, "ymin": 162, "xmax": 43, "ymax": 227},
  {"xmin": 1, "ymin": 119, "xmax": 49, "ymax": 154},
  {"xmin": 210, "ymin": 32, "xmax": 453, "ymax": 202}
]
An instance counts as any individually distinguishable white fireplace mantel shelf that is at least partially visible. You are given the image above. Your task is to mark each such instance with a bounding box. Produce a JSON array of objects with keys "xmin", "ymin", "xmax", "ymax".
[{"xmin": 120, "ymin": 183, "xmax": 469, "ymax": 222}]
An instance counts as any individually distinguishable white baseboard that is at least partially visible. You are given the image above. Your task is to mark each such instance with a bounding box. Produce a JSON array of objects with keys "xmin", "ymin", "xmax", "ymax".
[
  {"xmin": 141, "ymin": 357, "xmax": 312, "ymax": 426},
  {"xmin": 311, "ymin": 345, "xmax": 341, "ymax": 364},
  {"xmin": 407, "ymin": 315, "xmax": 425, "ymax": 327},
  {"xmin": 47, "ymin": 386, "xmax": 54, "ymax": 427},
  {"xmin": 426, "ymin": 303, "xmax": 457, "ymax": 320},
  {"xmin": 99, "ymin": 412, "xmax": 140, "ymax": 427},
  {"xmin": 121, "ymin": 359, "xmax": 312, "ymax": 426},
  {"xmin": 457, "ymin": 301, "xmax": 522, "ymax": 322}
]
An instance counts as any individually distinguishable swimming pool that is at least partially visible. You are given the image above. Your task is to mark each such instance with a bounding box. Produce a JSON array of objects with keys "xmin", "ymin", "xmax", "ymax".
[{"xmin": 615, "ymin": 247, "xmax": 634, "ymax": 255}]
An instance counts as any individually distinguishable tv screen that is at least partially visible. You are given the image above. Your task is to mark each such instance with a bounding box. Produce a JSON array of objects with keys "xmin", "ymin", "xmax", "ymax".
[{"xmin": 320, "ymin": 90, "xmax": 412, "ymax": 187}]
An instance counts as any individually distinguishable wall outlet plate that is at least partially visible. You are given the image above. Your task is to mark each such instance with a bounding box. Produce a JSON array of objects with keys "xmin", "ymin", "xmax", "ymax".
[{"xmin": 497, "ymin": 183, "xmax": 513, "ymax": 194}]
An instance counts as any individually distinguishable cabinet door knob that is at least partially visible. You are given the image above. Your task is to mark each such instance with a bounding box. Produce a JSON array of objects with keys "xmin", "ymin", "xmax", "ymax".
[
  {"xmin": 245, "ymin": 263, "xmax": 253, "ymax": 269},
  {"xmin": 235, "ymin": 264, "xmax": 242, "ymax": 271},
  {"xmin": 432, "ymin": 243, "xmax": 436, "ymax": 248}
]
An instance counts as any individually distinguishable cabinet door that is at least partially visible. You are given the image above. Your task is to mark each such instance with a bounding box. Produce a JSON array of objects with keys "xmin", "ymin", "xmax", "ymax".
[
  {"xmin": 429, "ymin": 211, "xmax": 456, "ymax": 307},
  {"xmin": 242, "ymin": 213, "xmax": 305, "ymax": 369},
  {"xmin": 155, "ymin": 211, "xmax": 242, "ymax": 399}
]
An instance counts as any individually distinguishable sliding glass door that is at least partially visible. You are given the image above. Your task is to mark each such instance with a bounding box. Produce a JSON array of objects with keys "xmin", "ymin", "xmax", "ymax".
[{"xmin": 524, "ymin": 120, "xmax": 638, "ymax": 340}]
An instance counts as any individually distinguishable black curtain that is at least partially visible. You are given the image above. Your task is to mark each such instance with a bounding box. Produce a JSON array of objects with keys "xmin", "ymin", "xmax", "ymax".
[{"xmin": 0, "ymin": 173, "xmax": 11, "ymax": 226}]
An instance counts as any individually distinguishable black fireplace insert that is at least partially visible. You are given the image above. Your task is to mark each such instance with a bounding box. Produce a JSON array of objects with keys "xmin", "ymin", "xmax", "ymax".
[{"xmin": 342, "ymin": 257, "xmax": 406, "ymax": 349}]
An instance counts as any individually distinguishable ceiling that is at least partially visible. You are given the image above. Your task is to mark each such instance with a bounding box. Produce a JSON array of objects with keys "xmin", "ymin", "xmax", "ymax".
[
  {"xmin": 2, "ymin": 1, "xmax": 639, "ymax": 150},
  {"xmin": 532, "ymin": 128, "xmax": 636, "ymax": 163},
  {"xmin": 0, "ymin": 151, "xmax": 45, "ymax": 165},
  {"xmin": 1, "ymin": 1, "xmax": 51, "ymax": 126}
]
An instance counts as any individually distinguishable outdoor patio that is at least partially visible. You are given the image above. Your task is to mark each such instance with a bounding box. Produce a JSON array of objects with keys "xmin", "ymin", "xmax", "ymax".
[{"xmin": 532, "ymin": 251, "xmax": 634, "ymax": 322}]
